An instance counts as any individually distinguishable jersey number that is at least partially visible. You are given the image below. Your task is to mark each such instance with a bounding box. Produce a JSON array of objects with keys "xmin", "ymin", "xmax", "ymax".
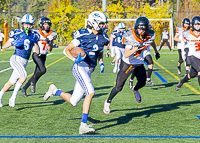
[
  {"xmin": 116, "ymin": 37, "xmax": 122, "ymax": 43},
  {"xmin": 195, "ymin": 42, "xmax": 200, "ymax": 51},
  {"xmin": 92, "ymin": 44, "xmax": 99, "ymax": 51},
  {"xmin": 42, "ymin": 42, "xmax": 47, "ymax": 50},
  {"xmin": 24, "ymin": 39, "xmax": 30, "ymax": 50}
]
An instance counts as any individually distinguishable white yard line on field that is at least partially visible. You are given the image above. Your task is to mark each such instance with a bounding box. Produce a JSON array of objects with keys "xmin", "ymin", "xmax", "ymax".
[{"xmin": 0, "ymin": 53, "xmax": 54, "ymax": 73}]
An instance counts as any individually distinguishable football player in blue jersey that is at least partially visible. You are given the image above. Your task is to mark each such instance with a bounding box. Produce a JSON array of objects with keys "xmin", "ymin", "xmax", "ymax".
[
  {"xmin": 43, "ymin": 11, "xmax": 109, "ymax": 134},
  {"xmin": 0, "ymin": 14, "xmax": 40, "ymax": 107},
  {"xmin": 110, "ymin": 22, "xmax": 128, "ymax": 73}
]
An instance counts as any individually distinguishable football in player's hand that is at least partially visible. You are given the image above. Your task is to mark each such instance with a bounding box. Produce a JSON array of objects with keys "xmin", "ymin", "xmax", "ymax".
[{"xmin": 70, "ymin": 47, "xmax": 85, "ymax": 58}]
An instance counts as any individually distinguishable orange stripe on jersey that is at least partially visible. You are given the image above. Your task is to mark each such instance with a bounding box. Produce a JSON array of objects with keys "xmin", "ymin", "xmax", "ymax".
[
  {"xmin": 182, "ymin": 26, "xmax": 188, "ymax": 31},
  {"xmin": 132, "ymin": 30, "xmax": 150, "ymax": 42},
  {"xmin": 184, "ymin": 37, "xmax": 189, "ymax": 41},
  {"xmin": 39, "ymin": 29, "xmax": 52, "ymax": 38},
  {"xmin": 122, "ymin": 37, "xmax": 125, "ymax": 44},
  {"xmin": 190, "ymin": 29, "xmax": 200, "ymax": 38},
  {"xmin": 40, "ymin": 39, "xmax": 46, "ymax": 41},
  {"xmin": 176, "ymin": 27, "xmax": 179, "ymax": 33},
  {"xmin": 125, "ymin": 65, "xmax": 133, "ymax": 74}
]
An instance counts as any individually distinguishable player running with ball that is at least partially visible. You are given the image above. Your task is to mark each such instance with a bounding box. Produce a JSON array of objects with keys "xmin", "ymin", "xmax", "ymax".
[{"xmin": 43, "ymin": 11, "xmax": 109, "ymax": 134}]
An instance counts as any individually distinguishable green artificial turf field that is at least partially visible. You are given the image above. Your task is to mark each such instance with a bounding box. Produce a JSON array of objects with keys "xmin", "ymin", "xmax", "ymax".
[{"xmin": 0, "ymin": 48, "xmax": 200, "ymax": 143}]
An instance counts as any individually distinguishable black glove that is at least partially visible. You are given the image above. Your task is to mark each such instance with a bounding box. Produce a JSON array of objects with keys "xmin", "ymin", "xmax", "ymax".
[
  {"xmin": 45, "ymin": 37, "xmax": 50, "ymax": 44},
  {"xmin": 137, "ymin": 42, "xmax": 144, "ymax": 50},
  {"xmin": 155, "ymin": 52, "xmax": 160, "ymax": 60}
]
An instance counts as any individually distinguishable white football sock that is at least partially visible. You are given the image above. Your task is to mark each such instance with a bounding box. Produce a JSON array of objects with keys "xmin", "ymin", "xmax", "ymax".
[
  {"xmin": 10, "ymin": 82, "xmax": 22, "ymax": 100},
  {"xmin": 0, "ymin": 90, "xmax": 5, "ymax": 100}
]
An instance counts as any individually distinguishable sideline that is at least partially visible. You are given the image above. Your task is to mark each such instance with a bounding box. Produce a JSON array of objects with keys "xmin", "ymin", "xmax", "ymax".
[
  {"xmin": 0, "ymin": 135, "xmax": 199, "ymax": 138},
  {"xmin": 153, "ymin": 60, "xmax": 200, "ymax": 94}
]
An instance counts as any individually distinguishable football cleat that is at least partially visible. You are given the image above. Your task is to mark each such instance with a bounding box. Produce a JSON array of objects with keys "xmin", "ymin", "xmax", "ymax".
[
  {"xmin": 129, "ymin": 79, "xmax": 133, "ymax": 89},
  {"xmin": 0, "ymin": 99, "xmax": 3, "ymax": 107},
  {"xmin": 132, "ymin": 86, "xmax": 142, "ymax": 103},
  {"xmin": 30, "ymin": 82, "xmax": 36, "ymax": 93},
  {"xmin": 21, "ymin": 87, "xmax": 28, "ymax": 97},
  {"xmin": 103, "ymin": 100, "xmax": 110, "ymax": 114},
  {"xmin": 43, "ymin": 84, "xmax": 58, "ymax": 101},
  {"xmin": 79, "ymin": 122, "xmax": 95, "ymax": 134},
  {"xmin": 177, "ymin": 66, "xmax": 181, "ymax": 75},
  {"xmin": 146, "ymin": 80, "xmax": 155, "ymax": 86},
  {"xmin": 9, "ymin": 98, "xmax": 15, "ymax": 108},
  {"xmin": 175, "ymin": 79, "xmax": 183, "ymax": 91},
  {"xmin": 113, "ymin": 67, "xmax": 117, "ymax": 73}
]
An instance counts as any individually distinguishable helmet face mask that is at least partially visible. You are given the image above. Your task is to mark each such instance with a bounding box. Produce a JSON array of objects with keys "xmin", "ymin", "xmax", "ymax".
[
  {"xmin": 182, "ymin": 18, "xmax": 190, "ymax": 29},
  {"xmin": 191, "ymin": 16, "xmax": 200, "ymax": 32},
  {"xmin": 134, "ymin": 17, "xmax": 149, "ymax": 39},
  {"xmin": 39, "ymin": 17, "xmax": 52, "ymax": 32}
]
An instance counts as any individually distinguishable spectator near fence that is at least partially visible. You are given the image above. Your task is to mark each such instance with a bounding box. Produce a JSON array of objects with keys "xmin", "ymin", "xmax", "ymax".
[{"xmin": 0, "ymin": 30, "xmax": 5, "ymax": 51}]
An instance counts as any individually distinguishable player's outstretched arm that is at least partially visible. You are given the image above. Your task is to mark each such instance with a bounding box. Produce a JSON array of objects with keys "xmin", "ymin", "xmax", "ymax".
[{"xmin": 2, "ymin": 39, "xmax": 12, "ymax": 49}]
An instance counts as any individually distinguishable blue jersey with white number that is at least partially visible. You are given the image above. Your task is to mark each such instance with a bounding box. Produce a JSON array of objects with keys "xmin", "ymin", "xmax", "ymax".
[
  {"xmin": 9, "ymin": 29, "xmax": 40, "ymax": 59},
  {"xmin": 75, "ymin": 28, "xmax": 109, "ymax": 67},
  {"xmin": 111, "ymin": 30, "xmax": 127, "ymax": 48}
]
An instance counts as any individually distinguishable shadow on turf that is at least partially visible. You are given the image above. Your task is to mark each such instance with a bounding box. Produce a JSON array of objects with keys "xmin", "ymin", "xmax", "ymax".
[
  {"xmin": 15, "ymin": 99, "xmax": 66, "ymax": 110},
  {"xmin": 86, "ymin": 100, "xmax": 200, "ymax": 131},
  {"xmin": 150, "ymin": 82, "xmax": 179, "ymax": 90}
]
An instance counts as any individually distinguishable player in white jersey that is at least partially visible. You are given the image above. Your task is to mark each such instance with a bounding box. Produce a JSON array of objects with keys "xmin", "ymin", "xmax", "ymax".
[
  {"xmin": 21, "ymin": 17, "xmax": 57, "ymax": 97},
  {"xmin": 176, "ymin": 16, "xmax": 200, "ymax": 91},
  {"xmin": 174, "ymin": 18, "xmax": 190, "ymax": 75},
  {"xmin": 103, "ymin": 17, "xmax": 155, "ymax": 114},
  {"xmin": 43, "ymin": 11, "xmax": 109, "ymax": 134},
  {"xmin": 0, "ymin": 14, "xmax": 40, "ymax": 107},
  {"xmin": 129, "ymin": 28, "xmax": 160, "ymax": 88}
]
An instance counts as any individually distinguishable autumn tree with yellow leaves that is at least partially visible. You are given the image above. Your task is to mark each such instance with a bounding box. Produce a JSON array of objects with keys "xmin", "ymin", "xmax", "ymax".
[{"xmin": 48, "ymin": 0, "xmax": 171, "ymax": 45}]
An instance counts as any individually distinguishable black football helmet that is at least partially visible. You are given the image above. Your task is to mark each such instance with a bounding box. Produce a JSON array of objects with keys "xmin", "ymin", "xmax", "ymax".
[
  {"xmin": 39, "ymin": 17, "xmax": 52, "ymax": 31},
  {"xmin": 182, "ymin": 18, "xmax": 190, "ymax": 29},
  {"xmin": 134, "ymin": 17, "xmax": 149, "ymax": 31},
  {"xmin": 191, "ymin": 16, "xmax": 200, "ymax": 31},
  {"xmin": 134, "ymin": 17, "xmax": 150, "ymax": 39}
]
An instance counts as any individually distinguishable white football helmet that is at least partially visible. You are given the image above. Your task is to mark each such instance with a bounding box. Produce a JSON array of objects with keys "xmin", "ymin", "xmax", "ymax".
[
  {"xmin": 88, "ymin": 11, "xmax": 107, "ymax": 32},
  {"xmin": 118, "ymin": 22, "xmax": 126, "ymax": 29},
  {"xmin": 21, "ymin": 14, "xmax": 34, "ymax": 28}
]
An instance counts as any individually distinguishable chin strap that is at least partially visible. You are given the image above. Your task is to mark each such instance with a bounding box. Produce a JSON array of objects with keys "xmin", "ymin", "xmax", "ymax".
[{"xmin": 24, "ymin": 28, "xmax": 29, "ymax": 35}]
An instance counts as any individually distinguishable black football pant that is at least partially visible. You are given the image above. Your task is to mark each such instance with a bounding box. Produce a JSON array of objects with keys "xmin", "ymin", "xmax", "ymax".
[
  {"xmin": 107, "ymin": 60, "xmax": 146, "ymax": 103},
  {"xmin": 23, "ymin": 53, "xmax": 46, "ymax": 90},
  {"xmin": 0, "ymin": 41, "xmax": 2, "ymax": 50},
  {"xmin": 159, "ymin": 39, "xmax": 172, "ymax": 51}
]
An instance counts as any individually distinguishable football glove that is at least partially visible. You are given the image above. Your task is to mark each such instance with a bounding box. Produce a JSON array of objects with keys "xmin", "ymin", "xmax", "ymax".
[
  {"xmin": 100, "ymin": 62, "xmax": 105, "ymax": 73},
  {"xmin": 155, "ymin": 52, "xmax": 160, "ymax": 60},
  {"xmin": 45, "ymin": 37, "xmax": 51, "ymax": 44},
  {"xmin": 74, "ymin": 53, "xmax": 86, "ymax": 63}
]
